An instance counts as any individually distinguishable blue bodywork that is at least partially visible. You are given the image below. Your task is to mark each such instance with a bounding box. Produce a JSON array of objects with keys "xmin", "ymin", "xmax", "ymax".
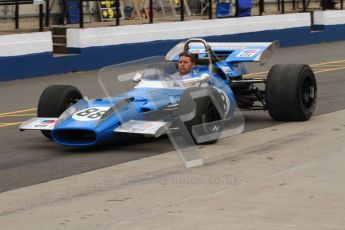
[
  {"xmin": 46, "ymin": 39, "xmax": 278, "ymax": 146},
  {"xmin": 51, "ymin": 67, "xmax": 236, "ymax": 147}
]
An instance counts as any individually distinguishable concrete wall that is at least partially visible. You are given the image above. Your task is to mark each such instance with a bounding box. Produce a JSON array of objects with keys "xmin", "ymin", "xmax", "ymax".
[
  {"xmin": 1, "ymin": 11, "xmax": 345, "ymax": 81},
  {"xmin": 0, "ymin": 32, "xmax": 52, "ymax": 57},
  {"xmin": 312, "ymin": 10, "xmax": 345, "ymax": 41},
  {"xmin": 314, "ymin": 10, "xmax": 345, "ymax": 25},
  {"xmin": 66, "ymin": 13, "xmax": 310, "ymax": 50}
]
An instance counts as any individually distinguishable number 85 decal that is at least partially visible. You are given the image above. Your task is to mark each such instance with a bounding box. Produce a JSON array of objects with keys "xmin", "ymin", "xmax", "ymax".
[{"xmin": 72, "ymin": 107, "xmax": 109, "ymax": 121}]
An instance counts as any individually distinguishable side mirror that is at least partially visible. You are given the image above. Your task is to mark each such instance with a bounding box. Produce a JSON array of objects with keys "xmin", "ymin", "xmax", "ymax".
[{"xmin": 133, "ymin": 73, "xmax": 143, "ymax": 82}]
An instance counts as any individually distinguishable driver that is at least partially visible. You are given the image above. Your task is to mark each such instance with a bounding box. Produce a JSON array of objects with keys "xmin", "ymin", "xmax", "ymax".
[
  {"xmin": 177, "ymin": 51, "xmax": 196, "ymax": 77},
  {"xmin": 175, "ymin": 51, "xmax": 210, "ymax": 87}
]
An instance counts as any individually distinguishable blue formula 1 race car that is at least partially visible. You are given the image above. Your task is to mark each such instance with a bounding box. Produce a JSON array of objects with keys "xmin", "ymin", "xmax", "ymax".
[{"xmin": 20, "ymin": 38, "xmax": 317, "ymax": 147}]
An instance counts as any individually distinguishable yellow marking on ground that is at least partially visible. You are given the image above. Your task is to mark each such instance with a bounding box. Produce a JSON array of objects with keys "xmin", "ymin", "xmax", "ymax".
[
  {"xmin": 312, "ymin": 63, "xmax": 345, "ymax": 70},
  {"xmin": 0, "ymin": 109, "xmax": 36, "ymax": 128},
  {"xmin": 0, "ymin": 122, "xmax": 24, "ymax": 128},
  {"xmin": 313, "ymin": 66, "xmax": 345, "ymax": 74},
  {"xmin": 311, "ymin": 59, "xmax": 345, "ymax": 66},
  {"xmin": 311, "ymin": 62, "xmax": 345, "ymax": 70},
  {"xmin": 244, "ymin": 75, "xmax": 267, "ymax": 79},
  {"xmin": 0, "ymin": 108, "xmax": 37, "ymax": 117},
  {"xmin": 0, "ymin": 114, "xmax": 36, "ymax": 118},
  {"xmin": 244, "ymin": 71, "xmax": 268, "ymax": 77},
  {"xmin": 313, "ymin": 63, "xmax": 345, "ymax": 67},
  {"xmin": 312, "ymin": 69, "xmax": 327, "ymax": 72},
  {"xmin": 244, "ymin": 59, "xmax": 345, "ymax": 79}
]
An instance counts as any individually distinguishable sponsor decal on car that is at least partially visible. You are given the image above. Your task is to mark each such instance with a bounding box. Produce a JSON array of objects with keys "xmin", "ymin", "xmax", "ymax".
[
  {"xmin": 20, "ymin": 118, "xmax": 58, "ymax": 130},
  {"xmin": 236, "ymin": 49, "xmax": 260, "ymax": 58},
  {"xmin": 115, "ymin": 120, "xmax": 169, "ymax": 135},
  {"xmin": 34, "ymin": 119, "xmax": 57, "ymax": 128},
  {"xmin": 72, "ymin": 107, "xmax": 110, "ymax": 121}
]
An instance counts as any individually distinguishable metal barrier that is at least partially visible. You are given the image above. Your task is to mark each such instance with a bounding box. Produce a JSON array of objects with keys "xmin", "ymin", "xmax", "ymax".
[
  {"xmin": 78, "ymin": 0, "xmax": 344, "ymax": 29},
  {"xmin": 273, "ymin": 0, "xmax": 344, "ymax": 14},
  {"xmin": 0, "ymin": 0, "xmax": 46, "ymax": 31},
  {"xmin": 77, "ymin": 0, "xmax": 213, "ymax": 28},
  {"xmin": 1, "ymin": 0, "xmax": 345, "ymax": 31}
]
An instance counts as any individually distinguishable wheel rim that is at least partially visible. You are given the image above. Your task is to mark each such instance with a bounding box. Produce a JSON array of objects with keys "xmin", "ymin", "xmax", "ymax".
[{"xmin": 301, "ymin": 77, "xmax": 316, "ymax": 109}]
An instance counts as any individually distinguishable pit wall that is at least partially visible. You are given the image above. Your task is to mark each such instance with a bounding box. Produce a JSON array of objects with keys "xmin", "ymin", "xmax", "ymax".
[
  {"xmin": 0, "ymin": 11, "xmax": 345, "ymax": 82},
  {"xmin": 313, "ymin": 9, "xmax": 345, "ymax": 32}
]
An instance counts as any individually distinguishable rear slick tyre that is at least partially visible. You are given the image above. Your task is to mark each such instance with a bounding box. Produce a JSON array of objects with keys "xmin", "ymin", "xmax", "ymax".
[{"xmin": 266, "ymin": 64, "xmax": 317, "ymax": 121}]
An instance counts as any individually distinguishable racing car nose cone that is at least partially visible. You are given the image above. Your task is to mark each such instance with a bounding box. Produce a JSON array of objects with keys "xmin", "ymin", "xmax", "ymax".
[{"xmin": 52, "ymin": 129, "xmax": 97, "ymax": 146}]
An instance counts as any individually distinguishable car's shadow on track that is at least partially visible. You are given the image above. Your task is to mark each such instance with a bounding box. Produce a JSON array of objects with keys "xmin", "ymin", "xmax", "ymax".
[
  {"xmin": 16, "ymin": 130, "xmax": 174, "ymax": 156},
  {"xmin": 242, "ymin": 111, "xmax": 281, "ymax": 132},
  {"xmin": 54, "ymin": 134, "xmax": 175, "ymax": 155}
]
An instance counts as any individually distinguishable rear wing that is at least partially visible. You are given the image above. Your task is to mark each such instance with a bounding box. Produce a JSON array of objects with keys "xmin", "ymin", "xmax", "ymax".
[
  {"xmin": 210, "ymin": 41, "xmax": 279, "ymax": 65},
  {"xmin": 166, "ymin": 40, "xmax": 279, "ymax": 65}
]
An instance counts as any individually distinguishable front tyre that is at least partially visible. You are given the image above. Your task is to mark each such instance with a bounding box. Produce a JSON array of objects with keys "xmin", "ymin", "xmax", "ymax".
[
  {"xmin": 37, "ymin": 85, "xmax": 83, "ymax": 138},
  {"xmin": 266, "ymin": 64, "xmax": 317, "ymax": 121}
]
